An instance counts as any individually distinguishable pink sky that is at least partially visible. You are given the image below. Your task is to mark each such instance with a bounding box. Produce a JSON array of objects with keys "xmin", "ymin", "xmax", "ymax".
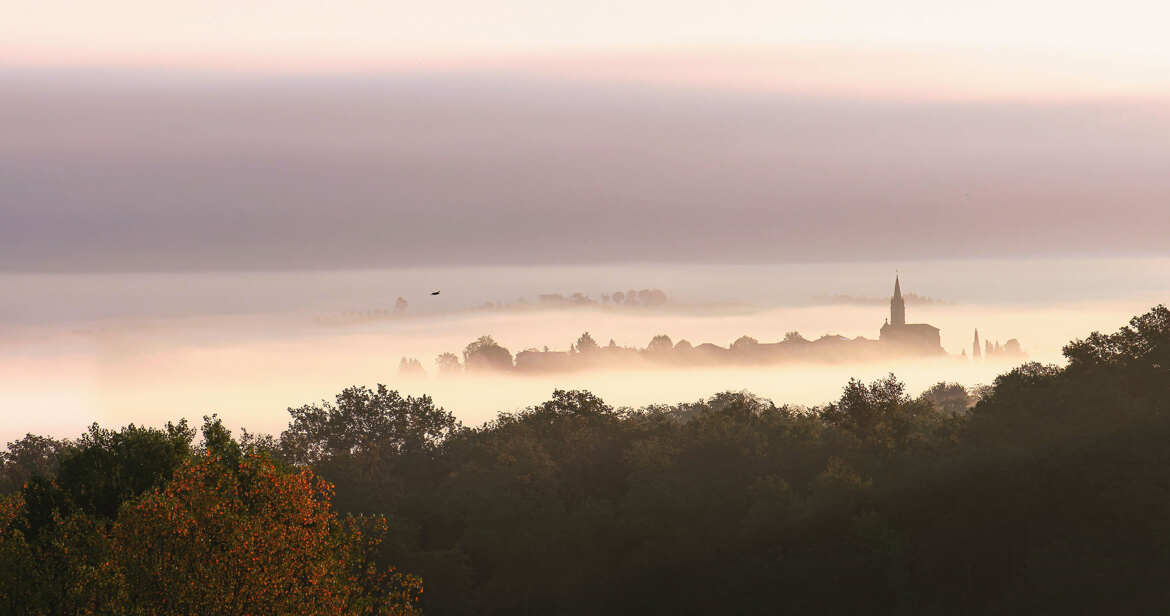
[
  {"xmin": 5, "ymin": 0, "xmax": 1170, "ymax": 100},
  {"xmin": 4, "ymin": 0, "xmax": 1169, "ymax": 272}
]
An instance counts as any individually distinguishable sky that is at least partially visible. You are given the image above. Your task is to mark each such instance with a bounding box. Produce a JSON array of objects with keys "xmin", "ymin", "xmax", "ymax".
[
  {"xmin": 3, "ymin": 0, "xmax": 1170, "ymax": 101},
  {"xmin": 4, "ymin": 0, "xmax": 1169, "ymax": 440},
  {"xmin": 5, "ymin": 0, "xmax": 1170, "ymax": 78},
  {"xmin": 3, "ymin": 0, "xmax": 1169, "ymax": 271}
]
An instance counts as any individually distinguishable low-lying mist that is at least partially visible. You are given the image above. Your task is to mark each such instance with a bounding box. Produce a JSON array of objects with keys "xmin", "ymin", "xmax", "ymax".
[{"xmin": 2, "ymin": 259, "xmax": 1164, "ymax": 444}]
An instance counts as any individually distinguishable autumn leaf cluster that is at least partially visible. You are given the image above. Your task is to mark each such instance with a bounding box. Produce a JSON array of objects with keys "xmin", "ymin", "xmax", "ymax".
[{"xmin": 0, "ymin": 420, "xmax": 421, "ymax": 616}]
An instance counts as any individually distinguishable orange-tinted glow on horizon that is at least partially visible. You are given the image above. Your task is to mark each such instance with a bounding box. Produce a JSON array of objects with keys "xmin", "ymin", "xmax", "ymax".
[
  {"xmin": 5, "ymin": 0, "xmax": 1170, "ymax": 100},
  {"xmin": 4, "ymin": 45, "xmax": 1170, "ymax": 103}
]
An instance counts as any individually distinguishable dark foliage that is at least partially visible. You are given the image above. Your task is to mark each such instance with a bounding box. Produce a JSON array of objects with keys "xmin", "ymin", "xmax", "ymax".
[
  {"xmin": 271, "ymin": 305, "xmax": 1170, "ymax": 614},
  {"xmin": 0, "ymin": 419, "xmax": 420, "ymax": 615},
  {"xmin": 4, "ymin": 305, "xmax": 1169, "ymax": 614}
]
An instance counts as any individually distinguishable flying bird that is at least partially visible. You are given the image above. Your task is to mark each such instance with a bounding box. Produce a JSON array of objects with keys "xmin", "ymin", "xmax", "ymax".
[{"xmin": 431, "ymin": 291, "xmax": 441, "ymax": 296}]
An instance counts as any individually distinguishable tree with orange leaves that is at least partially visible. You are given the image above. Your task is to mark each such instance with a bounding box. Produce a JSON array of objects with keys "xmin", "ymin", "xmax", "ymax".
[
  {"xmin": 99, "ymin": 451, "xmax": 421, "ymax": 615},
  {"xmin": 0, "ymin": 419, "xmax": 421, "ymax": 616}
]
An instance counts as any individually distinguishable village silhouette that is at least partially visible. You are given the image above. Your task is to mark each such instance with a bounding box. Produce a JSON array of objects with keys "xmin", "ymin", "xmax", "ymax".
[{"xmin": 401, "ymin": 276, "xmax": 1026, "ymax": 375}]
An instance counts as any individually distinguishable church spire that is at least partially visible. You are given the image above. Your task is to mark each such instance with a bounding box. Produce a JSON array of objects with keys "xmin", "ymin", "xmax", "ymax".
[{"xmin": 890, "ymin": 275, "xmax": 906, "ymax": 326}]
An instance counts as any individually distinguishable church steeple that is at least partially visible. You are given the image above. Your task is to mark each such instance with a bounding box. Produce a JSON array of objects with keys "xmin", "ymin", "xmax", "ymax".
[{"xmin": 890, "ymin": 275, "xmax": 906, "ymax": 326}]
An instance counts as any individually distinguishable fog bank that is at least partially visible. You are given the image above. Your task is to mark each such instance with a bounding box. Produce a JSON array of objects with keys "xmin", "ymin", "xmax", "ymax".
[
  {"xmin": 3, "ymin": 72, "xmax": 1168, "ymax": 272},
  {"xmin": 2, "ymin": 258, "xmax": 1164, "ymax": 444}
]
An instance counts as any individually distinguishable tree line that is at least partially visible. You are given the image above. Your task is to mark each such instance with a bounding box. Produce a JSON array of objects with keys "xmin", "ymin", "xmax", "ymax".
[
  {"xmin": 406, "ymin": 325, "xmax": 948, "ymax": 377},
  {"xmin": 0, "ymin": 420, "xmax": 422, "ymax": 615},
  {"xmin": 2, "ymin": 305, "xmax": 1168, "ymax": 614}
]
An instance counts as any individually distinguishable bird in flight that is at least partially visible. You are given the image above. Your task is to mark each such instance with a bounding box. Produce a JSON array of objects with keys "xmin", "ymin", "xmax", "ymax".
[{"xmin": 430, "ymin": 291, "xmax": 441, "ymax": 296}]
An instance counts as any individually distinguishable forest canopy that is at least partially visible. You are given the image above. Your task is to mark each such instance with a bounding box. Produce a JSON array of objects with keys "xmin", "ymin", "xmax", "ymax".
[{"xmin": 2, "ymin": 305, "xmax": 1168, "ymax": 615}]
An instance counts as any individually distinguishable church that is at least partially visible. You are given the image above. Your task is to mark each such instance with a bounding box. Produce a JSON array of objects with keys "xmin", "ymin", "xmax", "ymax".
[
  {"xmin": 503, "ymin": 274, "xmax": 953, "ymax": 374},
  {"xmin": 878, "ymin": 276, "xmax": 944, "ymax": 354}
]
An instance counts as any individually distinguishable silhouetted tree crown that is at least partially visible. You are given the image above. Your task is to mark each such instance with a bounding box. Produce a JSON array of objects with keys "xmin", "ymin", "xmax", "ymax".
[
  {"xmin": 1064, "ymin": 304, "xmax": 1169, "ymax": 377},
  {"xmin": 575, "ymin": 332, "xmax": 600, "ymax": 353},
  {"xmin": 281, "ymin": 384, "xmax": 460, "ymax": 466},
  {"xmin": 646, "ymin": 334, "xmax": 673, "ymax": 353},
  {"xmin": 731, "ymin": 335, "xmax": 759, "ymax": 351},
  {"xmin": 918, "ymin": 381, "xmax": 973, "ymax": 416},
  {"xmin": 435, "ymin": 352, "xmax": 462, "ymax": 375},
  {"xmin": 463, "ymin": 335, "xmax": 514, "ymax": 371},
  {"xmin": 398, "ymin": 357, "xmax": 426, "ymax": 376}
]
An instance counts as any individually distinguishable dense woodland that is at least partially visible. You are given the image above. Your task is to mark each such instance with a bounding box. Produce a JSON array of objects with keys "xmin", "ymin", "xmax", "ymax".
[{"xmin": 2, "ymin": 305, "xmax": 1169, "ymax": 614}]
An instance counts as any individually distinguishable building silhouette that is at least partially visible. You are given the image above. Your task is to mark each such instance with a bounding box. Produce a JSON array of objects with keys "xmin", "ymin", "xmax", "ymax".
[
  {"xmin": 890, "ymin": 275, "xmax": 906, "ymax": 326},
  {"xmin": 501, "ymin": 273, "xmax": 988, "ymax": 373},
  {"xmin": 878, "ymin": 276, "xmax": 943, "ymax": 354}
]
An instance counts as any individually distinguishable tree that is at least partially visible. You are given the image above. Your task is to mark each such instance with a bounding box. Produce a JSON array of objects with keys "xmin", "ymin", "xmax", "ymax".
[
  {"xmin": 576, "ymin": 332, "xmax": 600, "ymax": 353},
  {"xmin": 282, "ymin": 385, "xmax": 460, "ymax": 466},
  {"xmin": 435, "ymin": 352, "xmax": 462, "ymax": 375},
  {"xmin": 784, "ymin": 331, "xmax": 807, "ymax": 343},
  {"xmin": 731, "ymin": 335, "xmax": 759, "ymax": 352},
  {"xmin": 1, "ymin": 434, "xmax": 65, "ymax": 495},
  {"xmin": 532, "ymin": 389, "xmax": 617, "ymax": 418},
  {"xmin": 918, "ymin": 382, "xmax": 972, "ymax": 416},
  {"xmin": 821, "ymin": 374, "xmax": 937, "ymax": 453},
  {"xmin": 51, "ymin": 421, "xmax": 196, "ymax": 521},
  {"xmin": 463, "ymin": 335, "xmax": 514, "ymax": 372},
  {"xmin": 646, "ymin": 335, "xmax": 673, "ymax": 353},
  {"xmin": 638, "ymin": 289, "xmax": 667, "ymax": 306},
  {"xmin": 0, "ymin": 422, "xmax": 197, "ymax": 613},
  {"xmin": 106, "ymin": 453, "xmax": 422, "ymax": 615},
  {"xmin": 1064, "ymin": 304, "xmax": 1169, "ymax": 379},
  {"xmin": 398, "ymin": 357, "xmax": 426, "ymax": 377},
  {"xmin": 394, "ymin": 297, "xmax": 409, "ymax": 315},
  {"xmin": 0, "ymin": 420, "xmax": 422, "ymax": 616}
]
